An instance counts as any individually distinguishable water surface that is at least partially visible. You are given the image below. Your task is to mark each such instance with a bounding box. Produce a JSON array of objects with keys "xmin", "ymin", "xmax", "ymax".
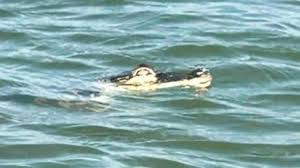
[{"xmin": 1, "ymin": 0, "xmax": 300, "ymax": 167}]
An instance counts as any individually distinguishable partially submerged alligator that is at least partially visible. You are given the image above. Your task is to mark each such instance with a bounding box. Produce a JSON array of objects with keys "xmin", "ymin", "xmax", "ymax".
[{"xmin": 109, "ymin": 64, "xmax": 212, "ymax": 90}]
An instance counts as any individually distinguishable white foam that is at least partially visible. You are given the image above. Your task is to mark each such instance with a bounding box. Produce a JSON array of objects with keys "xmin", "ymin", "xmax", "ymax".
[{"xmin": 89, "ymin": 80, "xmax": 124, "ymax": 104}]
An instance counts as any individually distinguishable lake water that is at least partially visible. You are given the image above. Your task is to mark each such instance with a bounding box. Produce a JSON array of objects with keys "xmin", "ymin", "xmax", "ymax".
[{"xmin": 1, "ymin": 0, "xmax": 300, "ymax": 167}]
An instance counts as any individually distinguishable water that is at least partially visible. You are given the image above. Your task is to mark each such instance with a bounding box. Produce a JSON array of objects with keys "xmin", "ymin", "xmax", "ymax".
[{"xmin": 1, "ymin": 0, "xmax": 300, "ymax": 167}]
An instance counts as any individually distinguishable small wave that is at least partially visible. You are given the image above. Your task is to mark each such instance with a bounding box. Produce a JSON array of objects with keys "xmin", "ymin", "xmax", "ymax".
[
  {"xmin": 20, "ymin": 123, "xmax": 135, "ymax": 135},
  {"xmin": 1, "ymin": 56, "xmax": 97, "ymax": 71},
  {"xmin": 38, "ymin": 58, "xmax": 96, "ymax": 71},
  {"xmin": 155, "ymin": 97, "xmax": 229, "ymax": 110},
  {"xmin": 124, "ymin": 155, "xmax": 197, "ymax": 168},
  {"xmin": 282, "ymin": 0, "xmax": 300, "ymax": 5},
  {"xmin": 247, "ymin": 92, "xmax": 300, "ymax": 117},
  {"xmin": 0, "ymin": 8, "xmax": 16, "ymax": 18},
  {"xmin": 65, "ymin": 33, "xmax": 109, "ymax": 44},
  {"xmin": 163, "ymin": 44, "xmax": 235, "ymax": 58},
  {"xmin": 0, "ymin": 30, "xmax": 31, "ymax": 42},
  {"xmin": 0, "ymin": 143, "xmax": 105, "ymax": 159},
  {"xmin": 235, "ymin": 43, "xmax": 300, "ymax": 63},
  {"xmin": 0, "ymin": 93, "xmax": 109, "ymax": 112},
  {"xmin": 0, "ymin": 78, "xmax": 28, "ymax": 88},
  {"xmin": 144, "ymin": 139, "xmax": 300, "ymax": 154},
  {"xmin": 0, "ymin": 112, "xmax": 13, "ymax": 124}
]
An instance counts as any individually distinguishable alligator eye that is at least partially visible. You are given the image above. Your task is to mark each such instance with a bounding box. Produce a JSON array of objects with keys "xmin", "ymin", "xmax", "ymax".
[
  {"xmin": 196, "ymin": 72, "xmax": 203, "ymax": 76},
  {"xmin": 196, "ymin": 70, "xmax": 209, "ymax": 76},
  {"xmin": 135, "ymin": 70, "xmax": 144, "ymax": 76},
  {"xmin": 133, "ymin": 67, "xmax": 156, "ymax": 77},
  {"xmin": 135, "ymin": 70, "xmax": 151, "ymax": 76}
]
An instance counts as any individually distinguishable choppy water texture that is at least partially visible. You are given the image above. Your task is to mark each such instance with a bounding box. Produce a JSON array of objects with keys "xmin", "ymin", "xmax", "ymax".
[{"xmin": 1, "ymin": 0, "xmax": 300, "ymax": 167}]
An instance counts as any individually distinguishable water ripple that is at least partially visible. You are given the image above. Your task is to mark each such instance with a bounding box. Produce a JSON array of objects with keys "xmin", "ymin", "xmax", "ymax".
[{"xmin": 1, "ymin": 0, "xmax": 300, "ymax": 167}]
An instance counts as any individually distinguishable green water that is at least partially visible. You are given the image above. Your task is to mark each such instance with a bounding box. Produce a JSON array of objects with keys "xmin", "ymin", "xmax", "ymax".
[{"xmin": 1, "ymin": 0, "xmax": 300, "ymax": 167}]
